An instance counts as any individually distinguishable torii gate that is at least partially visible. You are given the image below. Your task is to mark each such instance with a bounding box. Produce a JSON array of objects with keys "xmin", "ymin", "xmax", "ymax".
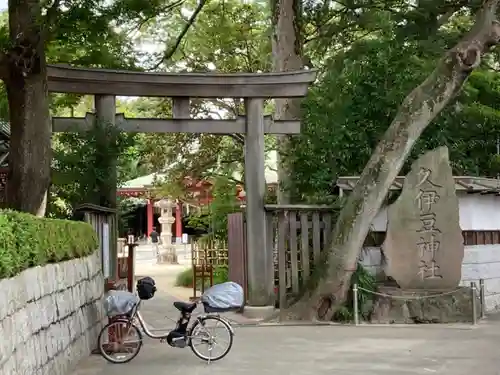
[{"xmin": 48, "ymin": 64, "xmax": 316, "ymax": 313}]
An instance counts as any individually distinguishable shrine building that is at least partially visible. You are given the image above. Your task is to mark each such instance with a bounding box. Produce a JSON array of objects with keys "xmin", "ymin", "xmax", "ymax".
[{"xmin": 117, "ymin": 151, "xmax": 279, "ymax": 241}]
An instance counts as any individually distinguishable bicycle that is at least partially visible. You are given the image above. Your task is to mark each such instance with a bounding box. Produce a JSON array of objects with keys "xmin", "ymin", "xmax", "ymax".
[{"xmin": 97, "ymin": 298, "xmax": 235, "ymax": 364}]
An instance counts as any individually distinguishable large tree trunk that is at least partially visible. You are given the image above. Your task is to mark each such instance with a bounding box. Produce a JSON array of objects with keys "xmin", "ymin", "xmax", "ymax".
[
  {"xmin": 288, "ymin": 0, "xmax": 500, "ymax": 321},
  {"xmin": 5, "ymin": 0, "xmax": 51, "ymax": 216},
  {"xmin": 271, "ymin": 0, "xmax": 304, "ymax": 204}
]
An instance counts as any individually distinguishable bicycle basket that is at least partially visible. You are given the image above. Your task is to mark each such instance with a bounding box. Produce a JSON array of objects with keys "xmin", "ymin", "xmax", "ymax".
[{"xmin": 136, "ymin": 276, "xmax": 157, "ymax": 300}]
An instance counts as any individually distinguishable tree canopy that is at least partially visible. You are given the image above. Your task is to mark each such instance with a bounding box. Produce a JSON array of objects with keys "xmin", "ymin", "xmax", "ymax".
[{"xmin": 0, "ymin": 0, "xmax": 497, "ymax": 214}]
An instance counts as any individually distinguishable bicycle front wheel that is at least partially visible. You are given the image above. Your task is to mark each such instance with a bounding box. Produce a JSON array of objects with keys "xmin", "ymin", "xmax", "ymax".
[
  {"xmin": 189, "ymin": 316, "xmax": 234, "ymax": 362},
  {"xmin": 98, "ymin": 319, "xmax": 143, "ymax": 364}
]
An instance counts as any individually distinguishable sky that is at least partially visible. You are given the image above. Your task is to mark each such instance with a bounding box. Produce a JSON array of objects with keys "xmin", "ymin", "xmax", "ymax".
[{"xmin": 0, "ymin": 1, "xmax": 5, "ymax": 11}]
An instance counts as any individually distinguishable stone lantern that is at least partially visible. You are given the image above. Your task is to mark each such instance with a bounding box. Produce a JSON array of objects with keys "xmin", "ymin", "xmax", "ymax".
[{"xmin": 155, "ymin": 198, "xmax": 178, "ymax": 264}]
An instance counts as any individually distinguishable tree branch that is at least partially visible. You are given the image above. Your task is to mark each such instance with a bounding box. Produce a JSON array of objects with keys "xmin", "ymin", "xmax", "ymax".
[
  {"xmin": 226, "ymin": 134, "xmax": 245, "ymax": 144},
  {"xmin": 44, "ymin": 0, "xmax": 61, "ymax": 28},
  {"xmin": 134, "ymin": 0, "xmax": 185, "ymax": 32},
  {"xmin": 153, "ymin": 0, "xmax": 209, "ymax": 70}
]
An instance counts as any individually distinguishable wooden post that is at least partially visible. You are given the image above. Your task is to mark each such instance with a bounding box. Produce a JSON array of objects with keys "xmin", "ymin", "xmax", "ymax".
[
  {"xmin": 175, "ymin": 202, "xmax": 182, "ymax": 243},
  {"xmin": 244, "ymin": 98, "xmax": 273, "ymax": 307},
  {"xmin": 173, "ymin": 97, "xmax": 190, "ymax": 118},
  {"xmin": 95, "ymin": 95, "xmax": 118, "ymax": 279},
  {"xmin": 147, "ymin": 199, "xmax": 154, "ymax": 237},
  {"xmin": 127, "ymin": 244, "xmax": 137, "ymax": 292}
]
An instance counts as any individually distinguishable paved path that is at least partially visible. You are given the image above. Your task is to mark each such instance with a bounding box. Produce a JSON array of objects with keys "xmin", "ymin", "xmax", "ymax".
[{"xmin": 71, "ymin": 320, "xmax": 500, "ymax": 375}]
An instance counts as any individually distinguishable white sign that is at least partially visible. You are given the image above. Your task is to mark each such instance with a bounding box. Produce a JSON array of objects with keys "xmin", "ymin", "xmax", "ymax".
[
  {"xmin": 181, "ymin": 233, "xmax": 189, "ymax": 244},
  {"xmin": 102, "ymin": 223, "xmax": 110, "ymax": 278}
]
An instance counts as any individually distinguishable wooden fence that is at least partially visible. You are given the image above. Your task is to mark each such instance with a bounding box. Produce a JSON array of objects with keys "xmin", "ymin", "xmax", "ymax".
[
  {"xmin": 265, "ymin": 205, "xmax": 337, "ymax": 309},
  {"xmin": 191, "ymin": 238, "xmax": 229, "ymax": 267},
  {"xmin": 190, "ymin": 237, "xmax": 229, "ymax": 299}
]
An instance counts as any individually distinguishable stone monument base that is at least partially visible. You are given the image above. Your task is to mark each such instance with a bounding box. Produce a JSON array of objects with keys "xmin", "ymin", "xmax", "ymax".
[
  {"xmin": 156, "ymin": 251, "xmax": 178, "ymax": 264},
  {"xmin": 243, "ymin": 305, "xmax": 275, "ymax": 320},
  {"xmin": 369, "ymin": 286, "xmax": 478, "ymax": 324}
]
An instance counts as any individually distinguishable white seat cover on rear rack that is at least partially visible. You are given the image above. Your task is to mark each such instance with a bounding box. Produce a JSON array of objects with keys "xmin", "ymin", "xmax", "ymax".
[
  {"xmin": 104, "ymin": 290, "xmax": 140, "ymax": 316},
  {"xmin": 201, "ymin": 281, "xmax": 244, "ymax": 311}
]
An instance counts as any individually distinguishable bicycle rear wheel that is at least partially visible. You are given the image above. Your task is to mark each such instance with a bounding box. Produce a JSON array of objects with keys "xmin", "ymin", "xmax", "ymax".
[
  {"xmin": 189, "ymin": 316, "xmax": 234, "ymax": 362},
  {"xmin": 98, "ymin": 319, "xmax": 143, "ymax": 364}
]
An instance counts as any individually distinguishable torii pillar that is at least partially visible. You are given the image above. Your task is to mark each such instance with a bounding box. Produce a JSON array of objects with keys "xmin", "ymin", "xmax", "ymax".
[
  {"xmin": 243, "ymin": 98, "xmax": 274, "ymax": 316},
  {"xmin": 94, "ymin": 94, "xmax": 118, "ymax": 280}
]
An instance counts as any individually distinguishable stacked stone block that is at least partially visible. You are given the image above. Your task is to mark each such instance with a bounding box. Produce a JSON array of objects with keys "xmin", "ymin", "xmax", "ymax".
[{"xmin": 0, "ymin": 252, "xmax": 105, "ymax": 375}]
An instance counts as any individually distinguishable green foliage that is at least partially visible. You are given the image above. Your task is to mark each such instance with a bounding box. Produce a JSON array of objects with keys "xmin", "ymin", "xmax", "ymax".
[
  {"xmin": 117, "ymin": 197, "xmax": 145, "ymax": 235},
  {"xmin": 185, "ymin": 212, "xmax": 210, "ymax": 235},
  {"xmin": 206, "ymin": 175, "xmax": 242, "ymax": 240},
  {"xmin": 183, "ymin": 174, "xmax": 242, "ymax": 241},
  {"xmin": 290, "ymin": 32, "xmax": 500, "ymax": 201},
  {"xmin": 52, "ymin": 120, "xmax": 136, "ymax": 214},
  {"xmin": 333, "ymin": 263, "xmax": 377, "ymax": 322},
  {"xmin": 175, "ymin": 265, "xmax": 229, "ymax": 288},
  {"xmin": 0, "ymin": 210, "xmax": 98, "ymax": 279}
]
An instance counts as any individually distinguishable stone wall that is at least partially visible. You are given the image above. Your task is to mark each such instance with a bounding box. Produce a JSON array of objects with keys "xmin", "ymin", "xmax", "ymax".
[
  {"xmin": 360, "ymin": 245, "xmax": 500, "ymax": 313},
  {"xmin": 461, "ymin": 245, "xmax": 500, "ymax": 312},
  {"xmin": 0, "ymin": 251, "xmax": 105, "ymax": 375}
]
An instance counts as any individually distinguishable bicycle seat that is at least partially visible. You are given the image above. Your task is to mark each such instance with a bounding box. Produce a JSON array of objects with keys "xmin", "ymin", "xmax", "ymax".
[{"xmin": 173, "ymin": 301, "xmax": 197, "ymax": 313}]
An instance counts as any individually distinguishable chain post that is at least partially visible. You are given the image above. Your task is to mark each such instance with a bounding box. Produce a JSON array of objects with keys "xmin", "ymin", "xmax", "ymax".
[
  {"xmin": 471, "ymin": 282, "xmax": 477, "ymax": 325},
  {"xmin": 479, "ymin": 279, "xmax": 486, "ymax": 319},
  {"xmin": 353, "ymin": 283, "xmax": 359, "ymax": 326}
]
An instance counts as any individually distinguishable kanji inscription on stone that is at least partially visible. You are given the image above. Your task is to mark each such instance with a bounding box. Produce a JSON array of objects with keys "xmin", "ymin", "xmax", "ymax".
[
  {"xmin": 417, "ymin": 213, "xmax": 441, "ymax": 234},
  {"xmin": 415, "ymin": 190, "xmax": 440, "ymax": 212},
  {"xmin": 418, "ymin": 260, "xmax": 442, "ymax": 280},
  {"xmin": 381, "ymin": 146, "xmax": 464, "ymax": 289}
]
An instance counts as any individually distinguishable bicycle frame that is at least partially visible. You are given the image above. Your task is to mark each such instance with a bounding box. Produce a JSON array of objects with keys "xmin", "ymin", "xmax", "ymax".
[{"xmin": 127, "ymin": 301, "xmax": 235, "ymax": 341}]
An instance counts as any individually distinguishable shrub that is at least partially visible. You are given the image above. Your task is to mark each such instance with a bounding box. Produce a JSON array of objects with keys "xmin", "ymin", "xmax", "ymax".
[
  {"xmin": 333, "ymin": 263, "xmax": 377, "ymax": 322},
  {"xmin": 176, "ymin": 267, "xmax": 194, "ymax": 287},
  {"xmin": 0, "ymin": 209, "xmax": 98, "ymax": 279},
  {"xmin": 175, "ymin": 265, "xmax": 229, "ymax": 289}
]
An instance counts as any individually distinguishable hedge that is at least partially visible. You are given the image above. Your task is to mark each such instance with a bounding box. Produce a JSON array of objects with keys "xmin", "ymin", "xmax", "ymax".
[
  {"xmin": 0, "ymin": 210, "xmax": 98, "ymax": 279},
  {"xmin": 175, "ymin": 265, "xmax": 229, "ymax": 289}
]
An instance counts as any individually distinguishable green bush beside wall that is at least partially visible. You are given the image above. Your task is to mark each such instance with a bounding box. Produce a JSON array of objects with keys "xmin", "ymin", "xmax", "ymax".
[
  {"xmin": 0, "ymin": 210, "xmax": 98, "ymax": 279},
  {"xmin": 176, "ymin": 265, "xmax": 229, "ymax": 289}
]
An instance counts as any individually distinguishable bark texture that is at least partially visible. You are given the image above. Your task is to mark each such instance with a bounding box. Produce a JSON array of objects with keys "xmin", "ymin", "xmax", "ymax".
[
  {"xmin": 288, "ymin": 0, "xmax": 500, "ymax": 321},
  {"xmin": 4, "ymin": 0, "xmax": 51, "ymax": 216},
  {"xmin": 271, "ymin": 0, "xmax": 304, "ymax": 204}
]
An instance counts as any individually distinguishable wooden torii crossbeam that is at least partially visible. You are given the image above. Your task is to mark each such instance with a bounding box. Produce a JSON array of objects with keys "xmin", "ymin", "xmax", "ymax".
[{"xmin": 52, "ymin": 113, "xmax": 301, "ymax": 134}]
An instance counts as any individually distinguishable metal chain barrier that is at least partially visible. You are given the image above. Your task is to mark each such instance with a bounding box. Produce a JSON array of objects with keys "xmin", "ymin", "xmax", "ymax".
[
  {"xmin": 356, "ymin": 286, "xmax": 467, "ymax": 299},
  {"xmin": 352, "ymin": 279, "xmax": 485, "ymax": 326}
]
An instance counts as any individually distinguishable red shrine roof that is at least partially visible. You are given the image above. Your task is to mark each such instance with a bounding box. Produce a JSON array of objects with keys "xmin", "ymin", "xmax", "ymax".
[{"xmin": 118, "ymin": 151, "xmax": 280, "ymax": 198}]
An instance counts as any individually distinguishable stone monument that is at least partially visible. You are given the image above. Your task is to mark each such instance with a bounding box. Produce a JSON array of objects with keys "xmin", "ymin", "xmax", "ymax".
[
  {"xmin": 382, "ymin": 146, "xmax": 464, "ymax": 289},
  {"xmin": 155, "ymin": 198, "xmax": 178, "ymax": 264},
  {"xmin": 367, "ymin": 147, "xmax": 478, "ymax": 324}
]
